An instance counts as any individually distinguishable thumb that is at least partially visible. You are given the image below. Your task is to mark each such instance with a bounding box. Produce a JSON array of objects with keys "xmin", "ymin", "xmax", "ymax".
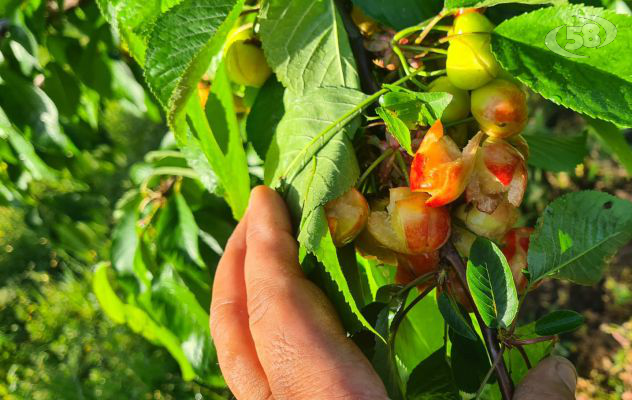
[{"xmin": 514, "ymin": 356, "xmax": 577, "ymax": 400}]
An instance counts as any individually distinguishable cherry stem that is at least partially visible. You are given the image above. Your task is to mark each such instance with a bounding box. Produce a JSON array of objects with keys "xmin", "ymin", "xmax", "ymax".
[
  {"xmin": 356, "ymin": 148, "xmax": 395, "ymax": 188},
  {"xmin": 441, "ymin": 240, "xmax": 515, "ymax": 400},
  {"xmin": 396, "ymin": 271, "xmax": 437, "ymax": 297},
  {"xmin": 399, "ymin": 45, "xmax": 448, "ymax": 54},
  {"xmin": 391, "ymin": 284, "xmax": 436, "ymax": 343},
  {"xmin": 389, "ymin": 283, "xmax": 436, "ymax": 398},
  {"xmin": 475, "ymin": 345, "xmax": 507, "ymax": 400},
  {"xmin": 394, "ymin": 150, "xmax": 410, "ymax": 186},
  {"xmin": 443, "ymin": 116, "xmax": 475, "ymax": 128},
  {"xmin": 413, "ymin": 9, "xmax": 450, "ymax": 45}
]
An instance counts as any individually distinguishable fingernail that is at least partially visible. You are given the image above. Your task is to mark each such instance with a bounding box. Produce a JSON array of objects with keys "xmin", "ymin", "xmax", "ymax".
[{"xmin": 556, "ymin": 359, "xmax": 577, "ymax": 393}]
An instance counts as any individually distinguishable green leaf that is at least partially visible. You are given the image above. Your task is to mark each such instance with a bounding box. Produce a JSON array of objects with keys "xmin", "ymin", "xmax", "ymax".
[
  {"xmin": 535, "ymin": 309, "xmax": 585, "ymax": 335},
  {"xmin": 357, "ymin": 255, "xmax": 397, "ymax": 300},
  {"xmin": 0, "ymin": 70, "xmax": 78, "ymax": 155},
  {"xmin": 246, "ymin": 76, "xmax": 285, "ymax": 160},
  {"xmin": 111, "ymin": 194, "xmax": 141, "ymax": 276},
  {"xmin": 528, "ymin": 191, "xmax": 632, "ymax": 285},
  {"xmin": 449, "ymin": 327, "xmax": 492, "ymax": 394},
  {"xmin": 467, "ymin": 237, "xmax": 518, "ymax": 329},
  {"xmin": 271, "ymin": 87, "xmax": 367, "ymax": 250},
  {"xmin": 445, "ymin": 0, "xmax": 564, "ymax": 10},
  {"xmin": 524, "ymin": 133, "xmax": 587, "ymax": 172},
  {"xmin": 394, "ymin": 292, "xmax": 445, "ymax": 380},
  {"xmin": 155, "ymin": 193, "xmax": 204, "ymax": 267},
  {"xmin": 491, "ymin": 5, "xmax": 632, "ymax": 127},
  {"xmin": 145, "ymin": 0, "xmax": 244, "ymax": 125},
  {"xmin": 0, "ymin": 108, "xmax": 57, "ymax": 181},
  {"xmin": 351, "ymin": 0, "xmax": 442, "ymax": 30},
  {"xmin": 376, "ymin": 107, "xmax": 412, "ymax": 155},
  {"xmin": 586, "ymin": 117, "xmax": 632, "ymax": 175},
  {"xmin": 312, "ymin": 231, "xmax": 377, "ymax": 334},
  {"xmin": 186, "ymin": 63, "xmax": 250, "ymax": 219},
  {"xmin": 338, "ymin": 244, "xmax": 373, "ymax": 308},
  {"xmin": 407, "ymin": 347, "xmax": 460, "ymax": 400},
  {"xmin": 42, "ymin": 62, "xmax": 81, "ymax": 118},
  {"xmin": 379, "ymin": 89, "xmax": 453, "ymax": 128},
  {"xmin": 146, "ymin": 265, "xmax": 223, "ymax": 386},
  {"xmin": 259, "ymin": 0, "xmax": 360, "ymax": 94},
  {"xmin": 436, "ymin": 292, "xmax": 477, "ymax": 341},
  {"xmin": 180, "ymin": 139, "xmax": 222, "ymax": 195},
  {"xmin": 369, "ymin": 287, "xmax": 445, "ymax": 397},
  {"xmin": 92, "ymin": 263, "xmax": 200, "ymax": 382},
  {"xmin": 373, "ymin": 304, "xmax": 406, "ymax": 400}
]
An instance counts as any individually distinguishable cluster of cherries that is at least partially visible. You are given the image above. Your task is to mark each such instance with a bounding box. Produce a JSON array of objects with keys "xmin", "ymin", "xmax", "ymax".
[{"xmin": 325, "ymin": 10, "xmax": 535, "ymax": 308}]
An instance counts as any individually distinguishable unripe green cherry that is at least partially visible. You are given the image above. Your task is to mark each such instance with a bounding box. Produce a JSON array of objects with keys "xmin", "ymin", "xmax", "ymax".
[
  {"xmin": 446, "ymin": 34, "xmax": 500, "ymax": 90},
  {"xmin": 429, "ymin": 76, "xmax": 470, "ymax": 123},
  {"xmin": 471, "ymin": 79, "xmax": 528, "ymax": 138},
  {"xmin": 225, "ymin": 40, "xmax": 272, "ymax": 88},
  {"xmin": 452, "ymin": 12, "xmax": 494, "ymax": 35}
]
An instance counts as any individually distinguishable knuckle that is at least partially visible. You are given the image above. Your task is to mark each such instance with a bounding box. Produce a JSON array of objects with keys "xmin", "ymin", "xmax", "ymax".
[
  {"xmin": 246, "ymin": 277, "xmax": 291, "ymax": 327},
  {"xmin": 246, "ymin": 224, "xmax": 279, "ymax": 246},
  {"xmin": 209, "ymin": 300, "xmax": 243, "ymax": 339}
]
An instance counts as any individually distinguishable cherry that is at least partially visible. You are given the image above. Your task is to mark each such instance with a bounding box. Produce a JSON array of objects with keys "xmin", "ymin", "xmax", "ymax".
[
  {"xmin": 452, "ymin": 11, "xmax": 494, "ymax": 35},
  {"xmin": 395, "ymin": 251, "xmax": 440, "ymax": 292},
  {"xmin": 446, "ymin": 12, "xmax": 499, "ymax": 90},
  {"xmin": 410, "ymin": 120, "xmax": 483, "ymax": 207},
  {"xmin": 351, "ymin": 6, "xmax": 378, "ymax": 36},
  {"xmin": 325, "ymin": 188, "xmax": 369, "ymax": 247},
  {"xmin": 471, "ymin": 79, "xmax": 528, "ymax": 138},
  {"xmin": 428, "ymin": 77, "xmax": 470, "ymax": 123},
  {"xmin": 501, "ymin": 227, "xmax": 536, "ymax": 294},
  {"xmin": 451, "ymin": 225, "xmax": 477, "ymax": 258},
  {"xmin": 466, "ymin": 137, "xmax": 528, "ymax": 213},
  {"xmin": 365, "ymin": 187, "xmax": 451, "ymax": 255},
  {"xmin": 455, "ymin": 201, "xmax": 518, "ymax": 241},
  {"xmin": 225, "ymin": 39, "xmax": 272, "ymax": 87}
]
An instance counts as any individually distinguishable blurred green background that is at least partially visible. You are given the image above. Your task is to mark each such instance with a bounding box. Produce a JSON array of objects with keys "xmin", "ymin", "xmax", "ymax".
[{"xmin": 0, "ymin": 0, "xmax": 630, "ymax": 399}]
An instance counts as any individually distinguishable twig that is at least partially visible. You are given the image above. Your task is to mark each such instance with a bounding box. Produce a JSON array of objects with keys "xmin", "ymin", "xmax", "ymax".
[
  {"xmin": 414, "ymin": 9, "xmax": 450, "ymax": 45},
  {"xmin": 515, "ymin": 345, "xmax": 533, "ymax": 369},
  {"xmin": 441, "ymin": 241, "xmax": 515, "ymax": 400},
  {"xmin": 391, "ymin": 284, "xmax": 436, "ymax": 341},
  {"xmin": 505, "ymin": 335, "xmax": 557, "ymax": 346},
  {"xmin": 396, "ymin": 271, "xmax": 437, "ymax": 297},
  {"xmin": 394, "ymin": 151, "xmax": 410, "ymax": 186},
  {"xmin": 334, "ymin": 0, "xmax": 380, "ymax": 94},
  {"xmin": 475, "ymin": 345, "xmax": 507, "ymax": 400}
]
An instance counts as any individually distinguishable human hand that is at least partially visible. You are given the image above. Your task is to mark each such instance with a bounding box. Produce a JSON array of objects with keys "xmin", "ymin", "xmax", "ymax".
[
  {"xmin": 210, "ymin": 186, "xmax": 578, "ymax": 400},
  {"xmin": 210, "ymin": 186, "xmax": 388, "ymax": 399}
]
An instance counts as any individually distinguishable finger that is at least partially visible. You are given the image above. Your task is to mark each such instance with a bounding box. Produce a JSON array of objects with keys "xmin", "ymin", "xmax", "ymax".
[
  {"xmin": 210, "ymin": 213, "xmax": 272, "ymax": 400},
  {"xmin": 514, "ymin": 356, "xmax": 577, "ymax": 400},
  {"xmin": 244, "ymin": 186, "xmax": 388, "ymax": 400}
]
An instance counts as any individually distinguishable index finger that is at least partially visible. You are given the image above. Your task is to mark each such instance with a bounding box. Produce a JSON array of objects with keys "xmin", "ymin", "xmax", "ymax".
[{"xmin": 244, "ymin": 186, "xmax": 388, "ymax": 399}]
